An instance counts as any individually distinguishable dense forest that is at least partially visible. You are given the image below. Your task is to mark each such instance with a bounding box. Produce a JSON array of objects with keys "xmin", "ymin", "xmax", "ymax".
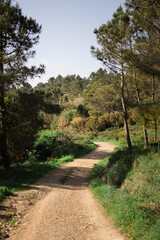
[
  {"xmin": 0, "ymin": 0, "xmax": 160, "ymax": 239},
  {"xmin": 1, "ymin": 0, "xmax": 160, "ymax": 167}
]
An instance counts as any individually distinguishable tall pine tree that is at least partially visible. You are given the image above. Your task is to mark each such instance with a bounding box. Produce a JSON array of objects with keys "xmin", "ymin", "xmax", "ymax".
[
  {"xmin": 91, "ymin": 6, "xmax": 132, "ymax": 148},
  {"xmin": 0, "ymin": 0, "xmax": 45, "ymax": 168},
  {"xmin": 126, "ymin": 0, "xmax": 160, "ymax": 142}
]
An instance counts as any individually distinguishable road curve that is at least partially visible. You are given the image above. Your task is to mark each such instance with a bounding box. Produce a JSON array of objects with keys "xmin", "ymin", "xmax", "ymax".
[{"xmin": 9, "ymin": 142, "xmax": 128, "ymax": 240}]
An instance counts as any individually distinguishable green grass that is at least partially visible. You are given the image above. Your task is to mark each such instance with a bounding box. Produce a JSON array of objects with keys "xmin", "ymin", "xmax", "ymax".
[
  {"xmin": 90, "ymin": 178, "xmax": 160, "ymax": 239},
  {"xmin": 0, "ymin": 143, "xmax": 96, "ymax": 203},
  {"xmin": 91, "ymin": 124, "xmax": 157, "ymax": 147},
  {"xmin": 89, "ymin": 141, "xmax": 160, "ymax": 240}
]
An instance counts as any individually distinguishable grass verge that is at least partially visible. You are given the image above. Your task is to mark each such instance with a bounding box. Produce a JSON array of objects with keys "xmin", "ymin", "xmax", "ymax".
[{"xmin": 90, "ymin": 144, "xmax": 160, "ymax": 240}]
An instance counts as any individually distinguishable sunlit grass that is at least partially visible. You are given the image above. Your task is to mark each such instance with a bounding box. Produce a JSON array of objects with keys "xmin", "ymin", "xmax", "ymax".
[{"xmin": 90, "ymin": 138, "xmax": 160, "ymax": 240}]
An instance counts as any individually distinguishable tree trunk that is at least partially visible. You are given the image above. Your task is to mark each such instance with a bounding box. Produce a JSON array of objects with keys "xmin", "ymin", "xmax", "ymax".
[
  {"xmin": 121, "ymin": 68, "xmax": 132, "ymax": 149},
  {"xmin": 152, "ymin": 74, "xmax": 158, "ymax": 142},
  {"xmin": 0, "ymin": 64, "xmax": 10, "ymax": 168},
  {"xmin": 133, "ymin": 68, "xmax": 149, "ymax": 147},
  {"xmin": 133, "ymin": 69, "xmax": 141, "ymax": 103},
  {"xmin": 154, "ymin": 118, "xmax": 158, "ymax": 143},
  {"xmin": 143, "ymin": 126, "xmax": 149, "ymax": 147}
]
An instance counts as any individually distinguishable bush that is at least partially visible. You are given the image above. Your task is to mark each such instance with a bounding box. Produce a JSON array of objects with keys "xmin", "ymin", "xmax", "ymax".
[
  {"xmin": 98, "ymin": 114, "xmax": 112, "ymax": 130},
  {"xmin": 50, "ymin": 116, "xmax": 59, "ymax": 130},
  {"xmin": 77, "ymin": 104, "xmax": 89, "ymax": 117},
  {"xmin": 33, "ymin": 129, "xmax": 92, "ymax": 161},
  {"xmin": 34, "ymin": 130, "xmax": 59, "ymax": 161},
  {"xmin": 0, "ymin": 187, "xmax": 12, "ymax": 202},
  {"xmin": 100, "ymin": 112, "xmax": 124, "ymax": 129},
  {"xmin": 24, "ymin": 151, "xmax": 38, "ymax": 165},
  {"xmin": 57, "ymin": 116, "xmax": 70, "ymax": 129},
  {"xmin": 71, "ymin": 116, "xmax": 87, "ymax": 131},
  {"xmin": 86, "ymin": 116, "xmax": 99, "ymax": 132},
  {"xmin": 109, "ymin": 112, "xmax": 123, "ymax": 128},
  {"xmin": 85, "ymin": 112, "xmax": 124, "ymax": 133},
  {"xmin": 63, "ymin": 109, "xmax": 77, "ymax": 122}
]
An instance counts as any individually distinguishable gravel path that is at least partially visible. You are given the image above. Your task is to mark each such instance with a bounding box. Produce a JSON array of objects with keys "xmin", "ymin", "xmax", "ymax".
[{"xmin": 9, "ymin": 142, "xmax": 128, "ymax": 240}]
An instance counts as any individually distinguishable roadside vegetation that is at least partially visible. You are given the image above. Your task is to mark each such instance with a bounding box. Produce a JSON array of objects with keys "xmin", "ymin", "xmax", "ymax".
[
  {"xmin": 90, "ymin": 127, "xmax": 160, "ymax": 240},
  {"xmin": 0, "ymin": 129, "xmax": 95, "ymax": 202}
]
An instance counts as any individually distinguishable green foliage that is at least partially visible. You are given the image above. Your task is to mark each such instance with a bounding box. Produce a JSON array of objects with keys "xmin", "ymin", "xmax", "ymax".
[
  {"xmin": 86, "ymin": 116, "xmax": 99, "ymax": 132},
  {"xmin": 0, "ymin": 139, "xmax": 95, "ymax": 202},
  {"xmin": 50, "ymin": 116, "xmax": 59, "ymax": 130},
  {"xmin": 0, "ymin": 0, "xmax": 45, "ymax": 168},
  {"xmin": 84, "ymin": 69, "xmax": 120, "ymax": 115},
  {"xmin": 51, "ymin": 110, "xmax": 124, "ymax": 134},
  {"xmin": 90, "ymin": 134, "xmax": 160, "ymax": 239},
  {"xmin": 77, "ymin": 104, "xmax": 89, "ymax": 117},
  {"xmin": 33, "ymin": 130, "xmax": 59, "ymax": 161},
  {"xmin": 91, "ymin": 7, "xmax": 131, "ymax": 75},
  {"xmin": 53, "ymin": 110, "xmax": 77, "ymax": 130},
  {"xmin": 0, "ymin": 187, "xmax": 12, "ymax": 202},
  {"xmin": 62, "ymin": 109, "xmax": 77, "ymax": 122},
  {"xmin": 135, "ymin": 103, "xmax": 160, "ymax": 128},
  {"xmin": 33, "ymin": 129, "xmax": 95, "ymax": 162},
  {"xmin": 6, "ymin": 89, "xmax": 44, "ymax": 163},
  {"xmin": 24, "ymin": 152, "xmax": 38, "ymax": 165},
  {"xmin": 90, "ymin": 156, "xmax": 109, "ymax": 180},
  {"xmin": 92, "ymin": 124, "xmax": 156, "ymax": 147},
  {"xmin": 124, "ymin": 152, "xmax": 160, "ymax": 208},
  {"xmin": 34, "ymin": 74, "xmax": 88, "ymax": 108},
  {"xmin": 92, "ymin": 126, "xmax": 126, "ymax": 145},
  {"xmin": 104, "ymin": 146, "xmax": 151, "ymax": 187},
  {"xmin": 98, "ymin": 112, "xmax": 124, "ymax": 130}
]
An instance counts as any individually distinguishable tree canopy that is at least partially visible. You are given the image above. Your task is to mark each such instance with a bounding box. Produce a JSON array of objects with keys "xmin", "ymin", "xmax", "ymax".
[{"xmin": 0, "ymin": 0, "xmax": 45, "ymax": 168}]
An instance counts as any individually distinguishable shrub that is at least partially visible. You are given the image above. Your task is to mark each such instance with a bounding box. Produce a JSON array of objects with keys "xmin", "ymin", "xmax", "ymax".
[
  {"xmin": 34, "ymin": 130, "xmax": 59, "ymax": 161},
  {"xmin": 24, "ymin": 151, "xmax": 38, "ymax": 165},
  {"xmin": 63, "ymin": 109, "xmax": 77, "ymax": 122},
  {"xmin": 33, "ymin": 129, "xmax": 84, "ymax": 161},
  {"xmin": 85, "ymin": 112, "xmax": 124, "ymax": 133},
  {"xmin": 86, "ymin": 116, "xmax": 99, "ymax": 132},
  {"xmin": 57, "ymin": 116, "xmax": 70, "ymax": 129},
  {"xmin": 102, "ymin": 112, "xmax": 123, "ymax": 128},
  {"xmin": 0, "ymin": 187, "xmax": 12, "ymax": 202},
  {"xmin": 50, "ymin": 116, "xmax": 59, "ymax": 130},
  {"xmin": 77, "ymin": 104, "xmax": 89, "ymax": 117},
  {"xmin": 98, "ymin": 114, "xmax": 112, "ymax": 130},
  {"xmin": 71, "ymin": 116, "xmax": 87, "ymax": 131}
]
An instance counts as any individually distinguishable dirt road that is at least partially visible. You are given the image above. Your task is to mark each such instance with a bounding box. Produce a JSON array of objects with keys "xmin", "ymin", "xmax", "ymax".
[{"xmin": 9, "ymin": 142, "xmax": 128, "ymax": 240}]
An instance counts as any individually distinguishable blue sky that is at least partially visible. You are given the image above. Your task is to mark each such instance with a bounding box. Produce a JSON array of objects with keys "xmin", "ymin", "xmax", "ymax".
[{"xmin": 16, "ymin": 0, "xmax": 126, "ymax": 86}]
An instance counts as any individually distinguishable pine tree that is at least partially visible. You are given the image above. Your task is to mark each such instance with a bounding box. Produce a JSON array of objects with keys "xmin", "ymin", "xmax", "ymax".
[
  {"xmin": 0, "ymin": 0, "xmax": 45, "ymax": 168},
  {"xmin": 91, "ymin": 6, "xmax": 132, "ymax": 148},
  {"xmin": 126, "ymin": 0, "xmax": 160, "ymax": 142}
]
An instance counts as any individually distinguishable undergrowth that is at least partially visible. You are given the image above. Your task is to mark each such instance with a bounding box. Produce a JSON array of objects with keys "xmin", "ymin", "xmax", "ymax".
[
  {"xmin": 90, "ymin": 142, "xmax": 160, "ymax": 240},
  {"xmin": 92, "ymin": 124, "xmax": 155, "ymax": 147},
  {"xmin": 0, "ymin": 139, "xmax": 95, "ymax": 202}
]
